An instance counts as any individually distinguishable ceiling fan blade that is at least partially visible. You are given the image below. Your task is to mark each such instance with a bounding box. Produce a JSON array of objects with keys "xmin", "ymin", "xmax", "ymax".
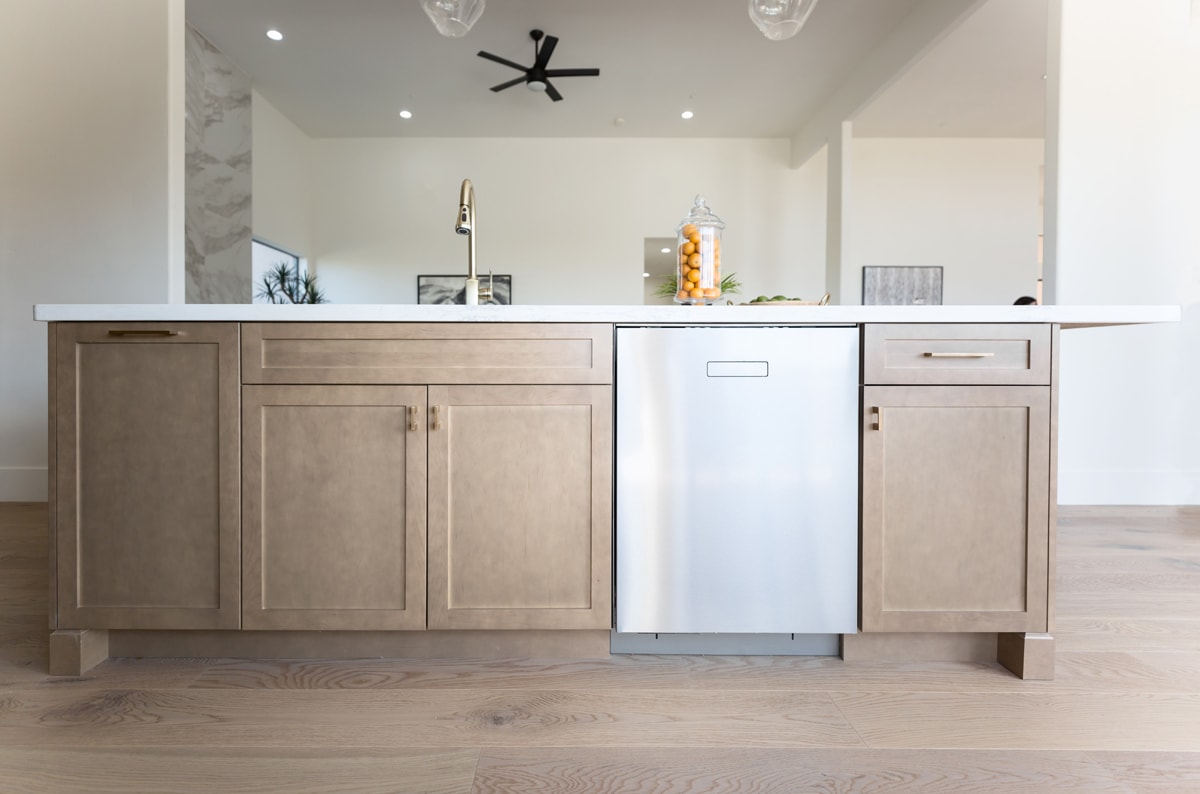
[
  {"xmin": 477, "ymin": 51, "xmax": 529, "ymax": 73},
  {"xmin": 489, "ymin": 75, "xmax": 528, "ymax": 92},
  {"xmin": 534, "ymin": 35, "xmax": 558, "ymax": 70},
  {"xmin": 544, "ymin": 68, "xmax": 600, "ymax": 78},
  {"xmin": 544, "ymin": 80, "xmax": 563, "ymax": 102}
]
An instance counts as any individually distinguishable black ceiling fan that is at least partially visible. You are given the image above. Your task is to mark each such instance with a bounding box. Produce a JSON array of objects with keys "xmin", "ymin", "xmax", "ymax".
[{"xmin": 477, "ymin": 29, "xmax": 599, "ymax": 102}]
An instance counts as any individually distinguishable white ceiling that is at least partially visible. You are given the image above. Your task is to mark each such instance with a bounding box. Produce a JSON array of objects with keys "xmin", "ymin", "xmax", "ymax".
[{"xmin": 185, "ymin": 0, "xmax": 1047, "ymax": 140}]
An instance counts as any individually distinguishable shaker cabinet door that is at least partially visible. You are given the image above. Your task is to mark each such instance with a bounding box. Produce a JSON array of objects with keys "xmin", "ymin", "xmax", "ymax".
[
  {"xmin": 860, "ymin": 385, "xmax": 1051, "ymax": 633},
  {"xmin": 426, "ymin": 385, "xmax": 612, "ymax": 630},
  {"xmin": 242, "ymin": 385, "xmax": 427, "ymax": 630},
  {"xmin": 54, "ymin": 322, "xmax": 241, "ymax": 630}
]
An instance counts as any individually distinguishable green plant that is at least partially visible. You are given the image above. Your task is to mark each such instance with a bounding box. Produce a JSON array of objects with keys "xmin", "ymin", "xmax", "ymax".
[
  {"xmin": 256, "ymin": 261, "xmax": 327, "ymax": 304},
  {"xmin": 654, "ymin": 272, "xmax": 742, "ymax": 299}
]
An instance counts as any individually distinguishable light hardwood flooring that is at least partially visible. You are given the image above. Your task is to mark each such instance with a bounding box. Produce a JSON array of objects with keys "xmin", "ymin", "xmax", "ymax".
[{"xmin": 2, "ymin": 502, "xmax": 1198, "ymax": 792}]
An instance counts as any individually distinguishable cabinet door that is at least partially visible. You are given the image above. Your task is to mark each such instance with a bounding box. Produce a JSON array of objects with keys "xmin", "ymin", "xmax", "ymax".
[
  {"xmin": 427, "ymin": 385, "xmax": 612, "ymax": 629},
  {"xmin": 54, "ymin": 323, "xmax": 240, "ymax": 629},
  {"xmin": 861, "ymin": 385, "xmax": 1051, "ymax": 633},
  {"xmin": 242, "ymin": 386, "xmax": 426, "ymax": 630}
]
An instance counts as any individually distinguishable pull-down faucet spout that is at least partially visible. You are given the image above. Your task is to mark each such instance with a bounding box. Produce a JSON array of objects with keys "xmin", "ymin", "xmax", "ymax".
[{"xmin": 455, "ymin": 179, "xmax": 480, "ymax": 305}]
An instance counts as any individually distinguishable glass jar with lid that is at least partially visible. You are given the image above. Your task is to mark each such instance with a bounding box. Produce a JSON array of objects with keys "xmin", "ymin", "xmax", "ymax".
[{"xmin": 674, "ymin": 195, "xmax": 725, "ymax": 305}]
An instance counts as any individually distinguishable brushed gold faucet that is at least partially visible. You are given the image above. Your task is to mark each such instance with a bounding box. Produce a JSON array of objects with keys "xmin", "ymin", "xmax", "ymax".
[{"xmin": 454, "ymin": 179, "xmax": 490, "ymax": 304}]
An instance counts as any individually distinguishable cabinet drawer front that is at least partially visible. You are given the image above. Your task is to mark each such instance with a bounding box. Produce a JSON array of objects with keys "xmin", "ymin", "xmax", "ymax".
[
  {"xmin": 863, "ymin": 324, "xmax": 1051, "ymax": 385},
  {"xmin": 242, "ymin": 323, "xmax": 613, "ymax": 385}
]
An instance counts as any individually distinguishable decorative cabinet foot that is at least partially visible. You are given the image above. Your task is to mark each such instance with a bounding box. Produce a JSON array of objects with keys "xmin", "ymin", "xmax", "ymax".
[
  {"xmin": 48, "ymin": 629, "xmax": 109, "ymax": 676},
  {"xmin": 997, "ymin": 632, "xmax": 1054, "ymax": 680}
]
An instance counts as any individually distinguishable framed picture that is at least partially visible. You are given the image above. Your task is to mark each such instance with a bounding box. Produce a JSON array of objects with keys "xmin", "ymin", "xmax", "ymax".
[
  {"xmin": 417, "ymin": 274, "xmax": 512, "ymax": 305},
  {"xmin": 862, "ymin": 266, "xmax": 943, "ymax": 306}
]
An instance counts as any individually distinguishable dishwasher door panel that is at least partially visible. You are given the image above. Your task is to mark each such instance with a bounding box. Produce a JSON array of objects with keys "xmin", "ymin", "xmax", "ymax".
[{"xmin": 615, "ymin": 326, "xmax": 859, "ymax": 634}]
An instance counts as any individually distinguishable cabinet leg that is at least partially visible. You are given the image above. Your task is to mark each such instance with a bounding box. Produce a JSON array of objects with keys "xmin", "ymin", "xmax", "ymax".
[
  {"xmin": 997, "ymin": 632, "xmax": 1054, "ymax": 680},
  {"xmin": 48, "ymin": 629, "xmax": 109, "ymax": 676}
]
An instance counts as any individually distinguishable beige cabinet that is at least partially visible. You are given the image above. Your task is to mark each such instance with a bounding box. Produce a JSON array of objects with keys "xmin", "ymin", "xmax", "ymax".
[
  {"xmin": 241, "ymin": 386, "xmax": 427, "ymax": 630},
  {"xmin": 427, "ymin": 385, "xmax": 613, "ymax": 630},
  {"xmin": 239, "ymin": 323, "xmax": 614, "ymax": 632},
  {"xmin": 52, "ymin": 323, "xmax": 241, "ymax": 630},
  {"xmin": 860, "ymin": 324, "xmax": 1054, "ymax": 634}
]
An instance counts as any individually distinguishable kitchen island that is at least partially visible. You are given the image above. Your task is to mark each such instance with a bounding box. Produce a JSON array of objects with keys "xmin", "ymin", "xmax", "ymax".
[{"xmin": 34, "ymin": 303, "xmax": 1179, "ymax": 679}]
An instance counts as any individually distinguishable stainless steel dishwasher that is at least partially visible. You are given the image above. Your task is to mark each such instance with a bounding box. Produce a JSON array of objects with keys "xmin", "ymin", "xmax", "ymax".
[{"xmin": 615, "ymin": 325, "xmax": 859, "ymax": 638}]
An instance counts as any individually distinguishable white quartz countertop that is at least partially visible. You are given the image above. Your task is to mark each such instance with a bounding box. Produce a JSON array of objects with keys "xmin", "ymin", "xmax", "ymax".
[{"xmin": 32, "ymin": 303, "xmax": 1181, "ymax": 327}]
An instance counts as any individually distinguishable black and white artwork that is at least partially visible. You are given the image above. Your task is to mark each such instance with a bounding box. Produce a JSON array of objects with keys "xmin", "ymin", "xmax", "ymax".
[
  {"xmin": 417, "ymin": 275, "xmax": 512, "ymax": 305},
  {"xmin": 862, "ymin": 266, "xmax": 943, "ymax": 305}
]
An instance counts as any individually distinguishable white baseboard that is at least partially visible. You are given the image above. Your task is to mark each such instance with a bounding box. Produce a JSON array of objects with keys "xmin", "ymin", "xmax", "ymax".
[
  {"xmin": 0, "ymin": 467, "xmax": 48, "ymax": 502},
  {"xmin": 1058, "ymin": 469, "xmax": 1200, "ymax": 506}
]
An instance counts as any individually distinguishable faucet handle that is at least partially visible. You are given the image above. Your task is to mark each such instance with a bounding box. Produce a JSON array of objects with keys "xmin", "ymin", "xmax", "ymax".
[{"xmin": 478, "ymin": 270, "xmax": 494, "ymax": 303}]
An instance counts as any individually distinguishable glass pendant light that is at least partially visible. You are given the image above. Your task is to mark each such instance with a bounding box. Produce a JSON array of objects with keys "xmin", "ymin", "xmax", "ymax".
[
  {"xmin": 748, "ymin": 0, "xmax": 819, "ymax": 41},
  {"xmin": 420, "ymin": 0, "xmax": 485, "ymax": 38}
]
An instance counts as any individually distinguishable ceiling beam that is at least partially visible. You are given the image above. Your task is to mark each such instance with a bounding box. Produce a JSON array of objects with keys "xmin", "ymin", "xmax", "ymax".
[{"xmin": 789, "ymin": 0, "xmax": 988, "ymax": 168}]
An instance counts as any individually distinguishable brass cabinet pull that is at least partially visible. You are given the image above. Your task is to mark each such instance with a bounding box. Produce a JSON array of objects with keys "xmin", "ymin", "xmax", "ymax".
[
  {"xmin": 108, "ymin": 329, "xmax": 179, "ymax": 337},
  {"xmin": 431, "ymin": 405, "xmax": 442, "ymax": 431},
  {"xmin": 923, "ymin": 351, "xmax": 994, "ymax": 358},
  {"xmin": 408, "ymin": 405, "xmax": 419, "ymax": 431},
  {"xmin": 871, "ymin": 406, "xmax": 882, "ymax": 431}
]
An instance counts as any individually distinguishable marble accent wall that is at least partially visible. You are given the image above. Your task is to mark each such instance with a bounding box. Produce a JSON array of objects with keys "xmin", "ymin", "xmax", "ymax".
[{"xmin": 185, "ymin": 26, "xmax": 252, "ymax": 303}]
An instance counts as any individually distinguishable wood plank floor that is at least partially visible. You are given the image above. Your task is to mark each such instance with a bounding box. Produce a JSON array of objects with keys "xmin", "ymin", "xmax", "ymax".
[{"xmin": 2, "ymin": 503, "xmax": 1198, "ymax": 792}]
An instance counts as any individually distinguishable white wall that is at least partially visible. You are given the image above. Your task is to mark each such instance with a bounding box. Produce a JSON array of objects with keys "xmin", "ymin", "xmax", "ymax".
[
  {"xmin": 848, "ymin": 138, "xmax": 1045, "ymax": 305},
  {"xmin": 1051, "ymin": 0, "xmax": 1200, "ymax": 503},
  {"xmin": 259, "ymin": 134, "xmax": 1041, "ymax": 311},
  {"xmin": 252, "ymin": 90, "xmax": 313, "ymax": 261},
  {"xmin": 301, "ymin": 138, "xmax": 829, "ymax": 306},
  {"xmin": 0, "ymin": 0, "xmax": 183, "ymax": 500}
]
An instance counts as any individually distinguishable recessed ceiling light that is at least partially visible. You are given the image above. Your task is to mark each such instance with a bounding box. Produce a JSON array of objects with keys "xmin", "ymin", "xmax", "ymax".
[
  {"xmin": 660, "ymin": 248, "xmax": 671, "ymax": 254},
  {"xmin": 681, "ymin": 110, "xmax": 694, "ymax": 120},
  {"xmin": 266, "ymin": 29, "xmax": 283, "ymax": 41},
  {"xmin": 643, "ymin": 273, "xmax": 651, "ymax": 278},
  {"xmin": 399, "ymin": 109, "xmax": 413, "ymax": 120}
]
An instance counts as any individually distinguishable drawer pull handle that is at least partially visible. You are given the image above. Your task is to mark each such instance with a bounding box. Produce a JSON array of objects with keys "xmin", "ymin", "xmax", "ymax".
[
  {"xmin": 872, "ymin": 406, "xmax": 882, "ymax": 431},
  {"xmin": 108, "ymin": 329, "xmax": 179, "ymax": 337},
  {"xmin": 923, "ymin": 352, "xmax": 995, "ymax": 358},
  {"xmin": 408, "ymin": 405, "xmax": 419, "ymax": 432},
  {"xmin": 431, "ymin": 405, "xmax": 442, "ymax": 431}
]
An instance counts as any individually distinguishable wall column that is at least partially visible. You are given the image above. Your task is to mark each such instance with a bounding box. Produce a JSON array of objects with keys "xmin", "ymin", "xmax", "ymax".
[{"xmin": 825, "ymin": 121, "xmax": 853, "ymax": 305}]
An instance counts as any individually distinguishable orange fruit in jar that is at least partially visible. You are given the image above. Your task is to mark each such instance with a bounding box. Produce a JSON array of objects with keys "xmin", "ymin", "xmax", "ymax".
[
  {"xmin": 689, "ymin": 287, "xmax": 705, "ymax": 300},
  {"xmin": 703, "ymin": 287, "xmax": 720, "ymax": 299},
  {"xmin": 683, "ymin": 280, "xmax": 696, "ymax": 292},
  {"xmin": 675, "ymin": 289, "xmax": 689, "ymax": 301},
  {"xmin": 687, "ymin": 268, "xmax": 701, "ymax": 283},
  {"xmin": 682, "ymin": 223, "xmax": 698, "ymax": 237},
  {"xmin": 687, "ymin": 253, "xmax": 701, "ymax": 268},
  {"xmin": 681, "ymin": 241, "xmax": 696, "ymax": 256},
  {"xmin": 689, "ymin": 233, "xmax": 701, "ymax": 245}
]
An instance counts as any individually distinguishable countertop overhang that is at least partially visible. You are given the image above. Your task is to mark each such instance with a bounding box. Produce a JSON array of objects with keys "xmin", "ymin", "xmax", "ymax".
[{"xmin": 32, "ymin": 303, "xmax": 1181, "ymax": 327}]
